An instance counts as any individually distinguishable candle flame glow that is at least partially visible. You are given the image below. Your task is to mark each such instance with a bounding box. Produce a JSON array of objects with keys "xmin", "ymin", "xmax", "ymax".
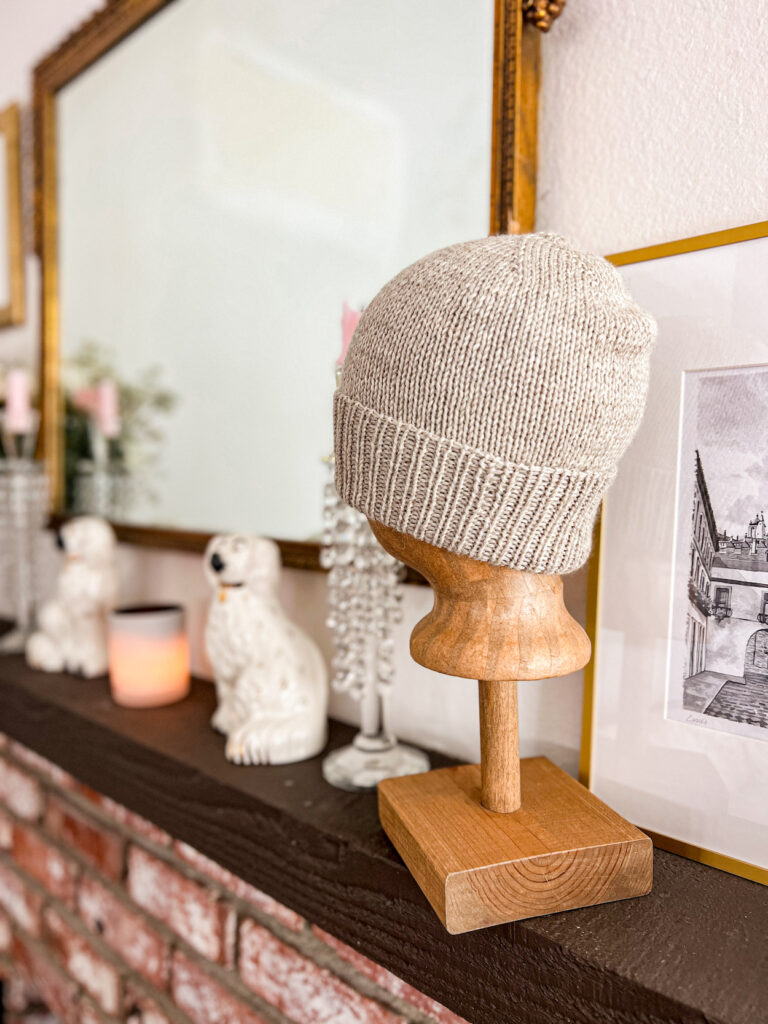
[{"xmin": 108, "ymin": 633, "xmax": 190, "ymax": 708}]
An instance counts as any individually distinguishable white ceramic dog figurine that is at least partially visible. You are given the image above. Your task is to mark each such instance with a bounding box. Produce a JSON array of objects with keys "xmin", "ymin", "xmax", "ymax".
[
  {"xmin": 26, "ymin": 517, "xmax": 118, "ymax": 678},
  {"xmin": 204, "ymin": 534, "xmax": 328, "ymax": 765}
]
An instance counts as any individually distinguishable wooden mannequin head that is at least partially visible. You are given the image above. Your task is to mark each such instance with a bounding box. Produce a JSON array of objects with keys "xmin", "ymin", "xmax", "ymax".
[{"xmin": 369, "ymin": 521, "xmax": 590, "ymax": 683}]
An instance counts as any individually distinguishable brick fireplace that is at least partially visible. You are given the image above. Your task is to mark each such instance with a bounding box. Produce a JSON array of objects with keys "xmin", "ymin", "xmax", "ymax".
[
  {"xmin": 0, "ymin": 658, "xmax": 755, "ymax": 1024},
  {"xmin": 0, "ymin": 737, "xmax": 466, "ymax": 1024}
]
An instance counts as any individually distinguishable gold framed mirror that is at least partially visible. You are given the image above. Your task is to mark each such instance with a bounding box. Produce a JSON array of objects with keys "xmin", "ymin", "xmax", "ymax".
[
  {"xmin": 34, "ymin": 0, "xmax": 550, "ymax": 570},
  {"xmin": 0, "ymin": 103, "xmax": 25, "ymax": 328}
]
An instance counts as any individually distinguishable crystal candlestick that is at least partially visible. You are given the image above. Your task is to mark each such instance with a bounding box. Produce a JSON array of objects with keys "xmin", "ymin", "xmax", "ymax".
[
  {"xmin": 73, "ymin": 423, "xmax": 130, "ymax": 519},
  {"xmin": 0, "ymin": 412, "xmax": 47, "ymax": 653},
  {"xmin": 321, "ymin": 457, "xmax": 429, "ymax": 791}
]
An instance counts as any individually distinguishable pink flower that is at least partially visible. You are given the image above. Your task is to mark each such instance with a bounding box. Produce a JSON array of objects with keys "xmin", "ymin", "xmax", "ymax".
[
  {"xmin": 71, "ymin": 387, "xmax": 100, "ymax": 416},
  {"xmin": 71, "ymin": 382, "xmax": 120, "ymax": 438},
  {"xmin": 96, "ymin": 379, "xmax": 120, "ymax": 439},
  {"xmin": 338, "ymin": 302, "xmax": 362, "ymax": 366}
]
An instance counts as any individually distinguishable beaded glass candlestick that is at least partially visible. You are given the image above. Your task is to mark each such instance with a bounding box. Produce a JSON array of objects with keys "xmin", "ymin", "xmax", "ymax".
[
  {"xmin": 73, "ymin": 423, "xmax": 130, "ymax": 519},
  {"xmin": 73, "ymin": 459, "xmax": 131, "ymax": 519},
  {"xmin": 321, "ymin": 458, "xmax": 429, "ymax": 791},
  {"xmin": 0, "ymin": 413, "xmax": 48, "ymax": 653}
]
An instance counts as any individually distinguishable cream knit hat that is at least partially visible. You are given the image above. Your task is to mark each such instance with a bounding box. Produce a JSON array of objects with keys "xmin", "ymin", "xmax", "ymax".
[{"xmin": 334, "ymin": 234, "xmax": 656, "ymax": 574}]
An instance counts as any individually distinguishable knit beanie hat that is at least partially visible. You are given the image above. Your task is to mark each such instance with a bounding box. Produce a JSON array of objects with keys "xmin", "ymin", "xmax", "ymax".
[{"xmin": 334, "ymin": 233, "xmax": 656, "ymax": 574}]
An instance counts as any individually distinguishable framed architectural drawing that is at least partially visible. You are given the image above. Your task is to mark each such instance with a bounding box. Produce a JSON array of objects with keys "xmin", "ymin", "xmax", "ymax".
[
  {"xmin": 0, "ymin": 103, "xmax": 24, "ymax": 327},
  {"xmin": 582, "ymin": 221, "xmax": 768, "ymax": 885}
]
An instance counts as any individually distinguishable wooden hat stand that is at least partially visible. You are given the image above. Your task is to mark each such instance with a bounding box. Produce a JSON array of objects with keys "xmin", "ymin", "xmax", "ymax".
[{"xmin": 370, "ymin": 522, "xmax": 652, "ymax": 934}]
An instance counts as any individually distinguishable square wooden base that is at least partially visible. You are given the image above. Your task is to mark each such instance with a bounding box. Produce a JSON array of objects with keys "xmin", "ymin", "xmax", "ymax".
[{"xmin": 378, "ymin": 757, "xmax": 652, "ymax": 934}]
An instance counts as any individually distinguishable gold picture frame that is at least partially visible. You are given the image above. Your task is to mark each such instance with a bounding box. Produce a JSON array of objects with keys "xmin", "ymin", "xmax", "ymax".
[
  {"xmin": 0, "ymin": 103, "xmax": 25, "ymax": 328},
  {"xmin": 581, "ymin": 220, "xmax": 768, "ymax": 887}
]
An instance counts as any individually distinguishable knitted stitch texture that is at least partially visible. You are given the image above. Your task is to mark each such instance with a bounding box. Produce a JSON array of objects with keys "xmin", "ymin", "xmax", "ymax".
[{"xmin": 334, "ymin": 233, "xmax": 656, "ymax": 574}]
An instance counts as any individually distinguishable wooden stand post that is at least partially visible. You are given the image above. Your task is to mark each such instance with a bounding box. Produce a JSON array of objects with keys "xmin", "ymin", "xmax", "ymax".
[
  {"xmin": 369, "ymin": 522, "xmax": 652, "ymax": 934},
  {"xmin": 478, "ymin": 679, "xmax": 520, "ymax": 813}
]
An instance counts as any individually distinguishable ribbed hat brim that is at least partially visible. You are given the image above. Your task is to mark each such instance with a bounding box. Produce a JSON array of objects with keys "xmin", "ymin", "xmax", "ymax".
[{"xmin": 334, "ymin": 392, "xmax": 611, "ymax": 574}]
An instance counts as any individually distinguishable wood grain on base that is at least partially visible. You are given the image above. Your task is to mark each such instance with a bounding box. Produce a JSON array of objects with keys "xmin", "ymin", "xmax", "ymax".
[
  {"xmin": 379, "ymin": 758, "xmax": 652, "ymax": 934},
  {"xmin": 369, "ymin": 525, "xmax": 651, "ymax": 933}
]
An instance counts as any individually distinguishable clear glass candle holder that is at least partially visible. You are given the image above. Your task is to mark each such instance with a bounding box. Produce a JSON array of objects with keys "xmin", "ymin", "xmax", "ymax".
[
  {"xmin": 0, "ymin": 459, "xmax": 48, "ymax": 654},
  {"xmin": 108, "ymin": 604, "xmax": 190, "ymax": 708},
  {"xmin": 320, "ymin": 457, "xmax": 429, "ymax": 791}
]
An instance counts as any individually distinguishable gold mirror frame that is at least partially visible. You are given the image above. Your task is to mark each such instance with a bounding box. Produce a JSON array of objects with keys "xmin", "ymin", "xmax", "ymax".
[
  {"xmin": 0, "ymin": 103, "xmax": 25, "ymax": 328},
  {"xmin": 34, "ymin": 0, "xmax": 554, "ymax": 570}
]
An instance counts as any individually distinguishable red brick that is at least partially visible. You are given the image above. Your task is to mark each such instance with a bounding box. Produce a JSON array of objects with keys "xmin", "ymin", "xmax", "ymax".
[
  {"xmin": 12, "ymin": 932, "xmax": 80, "ymax": 1024},
  {"xmin": 171, "ymin": 951, "xmax": 266, "ymax": 1024},
  {"xmin": 12, "ymin": 824, "xmax": 78, "ymax": 905},
  {"xmin": 79, "ymin": 996, "xmax": 117, "ymax": 1024},
  {"xmin": 78, "ymin": 1001, "xmax": 103, "ymax": 1024},
  {"xmin": 0, "ymin": 908, "xmax": 12, "ymax": 951},
  {"xmin": 6, "ymin": 1014, "xmax": 60, "ymax": 1024},
  {"xmin": 0, "ymin": 807, "xmax": 14, "ymax": 849},
  {"xmin": 7, "ymin": 1013, "xmax": 62, "ymax": 1024},
  {"xmin": 43, "ymin": 907, "xmax": 121, "ymax": 1015},
  {"xmin": 5, "ymin": 976, "xmax": 62, "ymax": 1023},
  {"xmin": 0, "ymin": 860, "xmax": 43, "ymax": 934},
  {"xmin": 239, "ymin": 919, "xmax": 405, "ymax": 1024},
  {"xmin": 45, "ymin": 797, "xmax": 124, "ymax": 880},
  {"xmin": 80, "ymin": 788, "xmax": 171, "ymax": 847},
  {"xmin": 312, "ymin": 927, "xmax": 470, "ymax": 1024},
  {"xmin": 174, "ymin": 841, "xmax": 304, "ymax": 932},
  {"xmin": 78, "ymin": 875, "xmax": 169, "ymax": 989},
  {"xmin": 9, "ymin": 742, "xmax": 77, "ymax": 790},
  {"xmin": 127, "ymin": 846, "xmax": 229, "ymax": 962},
  {"xmin": 0, "ymin": 759, "xmax": 43, "ymax": 820},
  {"xmin": 4, "ymin": 973, "xmax": 40, "ymax": 1012},
  {"xmin": 124, "ymin": 983, "xmax": 172, "ymax": 1024}
]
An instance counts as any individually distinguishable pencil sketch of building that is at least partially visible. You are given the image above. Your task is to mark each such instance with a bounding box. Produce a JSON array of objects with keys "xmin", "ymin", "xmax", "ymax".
[
  {"xmin": 683, "ymin": 451, "xmax": 768, "ymax": 731},
  {"xmin": 685, "ymin": 453, "xmax": 718, "ymax": 678}
]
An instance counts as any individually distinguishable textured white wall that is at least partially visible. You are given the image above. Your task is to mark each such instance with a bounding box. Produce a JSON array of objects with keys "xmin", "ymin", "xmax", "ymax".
[
  {"xmin": 536, "ymin": 0, "xmax": 768, "ymax": 254},
  {"xmin": 2, "ymin": 0, "xmax": 766, "ymax": 773}
]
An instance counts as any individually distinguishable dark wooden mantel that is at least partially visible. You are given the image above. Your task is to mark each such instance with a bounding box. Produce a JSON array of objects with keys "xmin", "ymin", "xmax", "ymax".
[{"xmin": 0, "ymin": 657, "xmax": 765, "ymax": 1024}]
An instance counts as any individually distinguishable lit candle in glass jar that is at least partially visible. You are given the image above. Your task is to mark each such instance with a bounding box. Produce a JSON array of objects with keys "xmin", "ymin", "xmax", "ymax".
[{"xmin": 108, "ymin": 605, "xmax": 190, "ymax": 708}]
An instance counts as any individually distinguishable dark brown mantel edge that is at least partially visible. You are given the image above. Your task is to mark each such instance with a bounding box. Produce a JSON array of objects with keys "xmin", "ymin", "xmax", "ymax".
[{"xmin": 0, "ymin": 658, "xmax": 763, "ymax": 1024}]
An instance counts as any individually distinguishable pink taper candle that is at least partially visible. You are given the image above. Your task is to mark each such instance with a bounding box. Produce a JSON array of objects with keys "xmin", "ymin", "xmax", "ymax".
[
  {"xmin": 5, "ymin": 369, "xmax": 33, "ymax": 434},
  {"xmin": 96, "ymin": 379, "xmax": 120, "ymax": 439}
]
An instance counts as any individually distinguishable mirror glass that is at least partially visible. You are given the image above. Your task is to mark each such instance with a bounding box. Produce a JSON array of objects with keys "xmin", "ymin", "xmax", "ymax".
[{"xmin": 57, "ymin": 0, "xmax": 494, "ymax": 541}]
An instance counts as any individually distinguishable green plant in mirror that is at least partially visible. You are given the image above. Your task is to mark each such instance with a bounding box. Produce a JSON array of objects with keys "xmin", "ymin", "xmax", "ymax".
[{"xmin": 63, "ymin": 340, "xmax": 178, "ymax": 516}]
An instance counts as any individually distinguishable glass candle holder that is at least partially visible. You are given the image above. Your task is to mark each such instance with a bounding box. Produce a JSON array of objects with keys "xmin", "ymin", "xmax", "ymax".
[
  {"xmin": 108, "ymin": 605, "xmax": 190, "ymax": 708},
  {"xmin": 0, "ymin": 459, "xmax": 47, "ymax": 653},
  {"xmin": 320, "ymin": 457, "xmax": 429, "ymax": 791}
]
